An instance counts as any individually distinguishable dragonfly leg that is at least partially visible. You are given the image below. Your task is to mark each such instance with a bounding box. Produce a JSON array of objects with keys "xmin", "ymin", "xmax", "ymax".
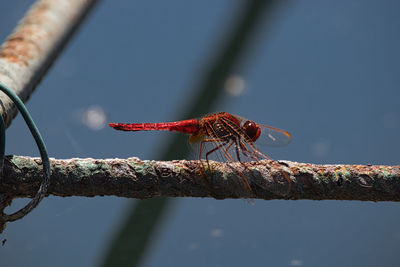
[
  {"xmin": 239, "ymin": 140, "xmax": 261, "ymax": 160},
  {"xmin": 205, "ymin": 142, "xmax": 228, "ymax": 169},
  {"xmin": 218, "ymin": 118, "xmax": 267, "ymax": 160},
  {"xmin": 233, "ymin": 139, "xmax": 253, "ymax": 192},
  {"xmin": 248, "ymin": 142, "xmax": 272, "ymax": 160},
  {"xmin": 200, "ymin": 138, "xmax": 227, "ymax": 169},
  {"xmin": 233, "ymin": 139, "xmax": 242, "ymax": 162},
  {"xmin": 222, "ymin": 140, "xmax": 235, "ymax": 161},
  {"xmin": 200, "ymin": 123, "xmax": 234, "ymax": 162}
]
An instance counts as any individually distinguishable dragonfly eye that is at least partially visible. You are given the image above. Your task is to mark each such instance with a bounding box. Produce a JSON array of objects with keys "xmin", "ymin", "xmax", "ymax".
[{"xmin": 242, "ymin": 120, "xmax": 261, "ymax": 142}]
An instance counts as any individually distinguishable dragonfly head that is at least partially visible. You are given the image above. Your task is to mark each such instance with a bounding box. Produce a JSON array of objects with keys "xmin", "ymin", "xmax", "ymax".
[{"xmin": 242, "ymin": 120, "xmax": 261, "ymax": 142}]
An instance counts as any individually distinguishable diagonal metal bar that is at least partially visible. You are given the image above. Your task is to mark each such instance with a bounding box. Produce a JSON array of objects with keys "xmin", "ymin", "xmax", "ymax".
[
  {"xmin": 0, "ymin": 0, "xmax": 99, "ymax": 127},
  {"xmin": 2, "ymin": 156, "xmax": 400, "ymax": 202}
]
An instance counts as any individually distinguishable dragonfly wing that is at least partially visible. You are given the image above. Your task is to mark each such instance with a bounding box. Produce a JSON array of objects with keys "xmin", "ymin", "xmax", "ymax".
[
  {"xmin": 257, "ymin": 124, "xmax": 291, "ymax": 147},
  {"xmin": 219, "ymin": 116, "xmax": 269, "ymax": 161}
]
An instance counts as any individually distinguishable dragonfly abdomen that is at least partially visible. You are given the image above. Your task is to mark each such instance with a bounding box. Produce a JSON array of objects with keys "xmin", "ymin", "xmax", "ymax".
[{"xmin": 109, "ymin": 119, "xmax": 200, "ymax": 134}]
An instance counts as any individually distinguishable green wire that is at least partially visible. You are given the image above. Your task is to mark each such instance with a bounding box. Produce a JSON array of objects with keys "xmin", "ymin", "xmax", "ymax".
[{"xmin": 0, "ymin": 82, "xmax": 50, "ymax": 222}]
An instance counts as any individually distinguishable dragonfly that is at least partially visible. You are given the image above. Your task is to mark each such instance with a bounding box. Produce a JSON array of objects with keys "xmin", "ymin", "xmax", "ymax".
[{"xmin": 109, "ymin": 112, "xmax": 291, "ymax": 190}]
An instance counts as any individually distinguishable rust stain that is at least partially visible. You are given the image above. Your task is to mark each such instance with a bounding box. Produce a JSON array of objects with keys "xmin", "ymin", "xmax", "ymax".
[
  {"xmin": 0, "ymin": 1, "xmax": 52, "ymax": 66},
  {"xmin": 0, "ymin": 37, "xmax": 38, "ymax": 66},
  {"xmin": 24, "ymin": 2, "xmax": 51, "ymax": 24}
]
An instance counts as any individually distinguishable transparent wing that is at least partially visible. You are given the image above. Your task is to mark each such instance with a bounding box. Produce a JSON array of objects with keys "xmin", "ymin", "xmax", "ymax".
[
  {"xmin": 219, "ymin": 116, "xmax": 268, "ymax": 161},
  {"xmin": 194, "ymin": 113, "xmax": 291, "ymax": 162},
  {"xmin": 257, "ymin": 124, "xmax": 291, "ymax": 147},
  {"xmin": 230, "ymin": 114, "xmax": 291, "ymax": 147},
  {"xmin": 201, "ymin": 118, "xmax": 238, "ymax": 162}
]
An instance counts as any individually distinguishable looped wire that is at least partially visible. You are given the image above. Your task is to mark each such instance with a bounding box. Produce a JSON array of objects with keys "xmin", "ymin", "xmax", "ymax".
[{"xmin": 0, "ymin": 82, "xmax": 51, "ymax": 232}]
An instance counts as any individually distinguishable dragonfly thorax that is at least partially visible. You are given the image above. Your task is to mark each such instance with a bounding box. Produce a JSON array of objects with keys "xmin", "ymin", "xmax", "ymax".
[{"xmin": 211, "ymin": 121, "xmax": 232, "ymax": 139}]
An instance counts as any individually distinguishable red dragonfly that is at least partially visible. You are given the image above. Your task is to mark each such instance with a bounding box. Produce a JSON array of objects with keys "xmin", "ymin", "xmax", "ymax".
[{"xmin": 109, "ymin": 112, "xmax": 291, "ymax": 165}]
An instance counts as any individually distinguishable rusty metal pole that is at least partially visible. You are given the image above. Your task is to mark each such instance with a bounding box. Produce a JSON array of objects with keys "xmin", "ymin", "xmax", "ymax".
[
  {"xmin": 2, "ymin": 156, "xmax": 400, "ymax": 202},
  {"xmin": 0, "ymin": 0, "xmax": 99, "ymax": 127}
]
